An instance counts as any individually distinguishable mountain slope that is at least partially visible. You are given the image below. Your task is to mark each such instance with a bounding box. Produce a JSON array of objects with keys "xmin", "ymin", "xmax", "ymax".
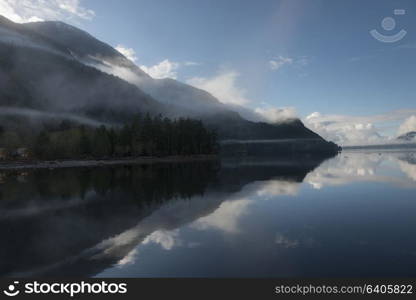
[
  {"xmin": 0, "ymin": 16, "xmax": 339, "ymax": 152},
  {"xmin": 0, "ymin": 16, "xmax": 71, "ymax": 57},
  {"xmin": 25, "ymin": 20, "xmax": 151, "ymax": 78},
  {"xmin": 24, "ymin": 21, "xmax": 225, "ymax": 111},
  {"xmin": 397, "ymin": 131, "xmax": 416, "ymax": 142},
  {"xmin": 0, "ymin": 43, "xmax": 163, "ymax": 119}
]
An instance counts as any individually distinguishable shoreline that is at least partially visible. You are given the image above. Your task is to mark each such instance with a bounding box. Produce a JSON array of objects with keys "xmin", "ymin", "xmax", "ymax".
[{"xmin": 0, "ymin": 155, "xmax": 219, "ymax": 171}]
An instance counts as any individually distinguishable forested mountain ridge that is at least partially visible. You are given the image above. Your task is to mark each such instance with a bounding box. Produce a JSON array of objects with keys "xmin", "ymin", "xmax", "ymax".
[
  {"xmin": 0, "ymin": 44, "xmax": 161, "ymax": 116},
  {"xmin": 397, "ymin": 131, "xmax": 416, "ymax": 142},
  {"xmin": 0, "ymin": 15, "xmax": 340, "ymax": 155},
  {"xmin": 24, "ymin": 20, "xmax": 225, "ymax": 111}
]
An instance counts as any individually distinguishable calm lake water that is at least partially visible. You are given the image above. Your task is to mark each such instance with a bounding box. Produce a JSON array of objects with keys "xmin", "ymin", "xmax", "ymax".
[{"xmin": 1, "ymin": 150, "xmax": 416, "ymax": 277}]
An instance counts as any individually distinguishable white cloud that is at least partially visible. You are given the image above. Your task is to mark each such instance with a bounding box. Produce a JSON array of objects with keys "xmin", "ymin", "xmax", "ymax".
[
  {"xmin": 398, "ymin": 115, "xmax": 416, "ymax": 136},
  {"xmin": 269, "ymin": 56, "xmax": 293, "ymax": 71},
  {"xmin": 87, "ymin": 52, "xmax": 198, "ymax": 86},
  {"xmin": 88, "ymin": 55, "xmax": 182, "ymax": 82},
  {"xmin": 184, "ymin": 61, "xmax": 200, "ymax": 66},
  {"xmin": 0, "ymin": 0, "xmax": 94, "ymax": 23},
  {"xmin": 140, "ymin": 59, "xmax": 180, "ymax": 79},
  {"xmin": 113, "ymin": 44, "xmax": 199, "ymax": 79},
  {"xmin": 268, "ymin": 55, "xmax": 309, "ymax": 72},
  {"xmin": 187, "ymin": 70, "xmax": 250, "ymax": 106},
  {"xmin": 96, "ymin": 43, "xmax": 297, "ymax": 124},
  {"xmin": 304, "ymin": 109, "xmax": 416, "ymax": 146},
  {"xmin": 254, "ymin": 107, "xmax": 297, "ymax": 123},
  {"xmin": 187, "ymin": 70, "xmax": 296, "ymax": 122},
  {"xmin": 115, "ymin": 45, "xmax": 137, "ymax": 63}
]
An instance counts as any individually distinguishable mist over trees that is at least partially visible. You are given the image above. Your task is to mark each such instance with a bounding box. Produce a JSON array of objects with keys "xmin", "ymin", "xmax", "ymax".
[
  {"xmin": 0, "ymin": 114, "xmax": 218, "ymax": 160},
  {"xmin": 0, "ymin": 17, "xmax": 341, "ymax": 158}
]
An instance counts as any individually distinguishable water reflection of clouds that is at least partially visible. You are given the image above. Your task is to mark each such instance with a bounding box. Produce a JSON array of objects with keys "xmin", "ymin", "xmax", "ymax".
[
  {"xmin": 0, "ymin": 190, "xmax": 97, "ymax": 220},
  {"xmin": 191, "ymin": 180, "xmax": 300, "ymax": 234},
  {"xmin": 397, "ymin": 160, "xmax": 416, "ymax": 181},
  {"xmin": 188, "ymin": 152, "xmax": 416, "ymax": 252},
  {"xmin": 117, "ymin": 249, "xmax": 138, "ymax": 267},
  {"xmin": 116, "ymin": 228, "xmax": 200, "ymax": 267},
  {"xmin": 87, "ymin": 195, "xmax": 229, "ymax": 268},
  {"xmin": 192, "ymin": 198, "xmax": 252, "ymax": 233},
  {"xmin": 99, "ymin": 153, "xmax": 416, "ymax": 276},
  {"xmin": 93, "ymin": 152, "xmax": 416, "ymax": 274},
  {"xmin": 76, "ymin": 152, "xmax": 416, "ymax": 276},
  {"xmin": 256, "ymin": 180, "xmax": 299, "ymax": 198},
  {"xmin": 143, "ymin": 229, "xmax": 182, "ymax": 250},
  {"xmin": 275, "ymin": 233, "xmax": 299, "ymax": 248},
  {"xmin": 306, "ymin": 151, "xmax": 416, "ymax": 189},
  {"xmin": 114, "ymin": 179, "xmax": 303, "ymax": 265},
  {"xmin": 116, "ymin": 229, "xmax": 182, "ymax": 266}
]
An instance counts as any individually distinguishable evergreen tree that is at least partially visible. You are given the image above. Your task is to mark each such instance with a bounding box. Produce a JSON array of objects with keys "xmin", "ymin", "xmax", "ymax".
[
  {"xmin": 79, "ymin": 126, "xmax": 91, "ymax": 157},
  {"xmin": 92, "ymin": 126, "xmax": 112, "ymax": 158},
  {"xmin": 17, "ymin": 113, "xmax": 218, "ymax": 160},
  {"xmin": 34, "ymin": 131, "xmax": 52, "ymax": 159}
]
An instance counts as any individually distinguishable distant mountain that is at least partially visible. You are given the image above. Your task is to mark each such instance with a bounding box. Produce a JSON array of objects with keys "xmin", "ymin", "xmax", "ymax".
[
  {"xmin": 343, "ymin": 143, "xmax": 416, "ymax": 150},
  {"xmin": 0, "ymin": 15, "xmax": 339, "ymax": 152},
  {"xmin": 397, "ymin": 131, "xmax": 416, "ymax": 142}
]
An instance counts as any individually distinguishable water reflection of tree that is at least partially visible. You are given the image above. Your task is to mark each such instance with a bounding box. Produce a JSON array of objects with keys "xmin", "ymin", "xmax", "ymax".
[
  {"xmin": 0, "ymin": 161, "xmax": 220, "ymax": 276},
  {"xmin": 0, "ymin": 154, "xmax": 331, "ymax": 277},
  {"xmin": 0, "ymin": 161, "xmax": 220, "ymax": 208}
]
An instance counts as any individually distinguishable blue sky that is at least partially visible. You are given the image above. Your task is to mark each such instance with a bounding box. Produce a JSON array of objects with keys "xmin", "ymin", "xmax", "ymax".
[
  {"xmin": 82, "ymin": 0, "xmax": 416, "ymax": 114},
  {"xmin": 1, "ymin": 0, "xmax": 416, "ymax": 145}
]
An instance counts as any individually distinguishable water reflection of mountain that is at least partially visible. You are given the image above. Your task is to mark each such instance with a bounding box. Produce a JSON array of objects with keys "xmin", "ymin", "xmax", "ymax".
[
  {"xmin": 0, "ymin": 154, "xmax": 333, "ymax": 277},
  {"xmin": 396, "ymin": 152, "xmax": 416, "ymax": 181},
  {"xmin": 218, "ymin": 154, "xmax": 332, "ymax": 193},
  {"xmin": 305, "ymin": 151, "xmax": 416, "ymax": 189}
]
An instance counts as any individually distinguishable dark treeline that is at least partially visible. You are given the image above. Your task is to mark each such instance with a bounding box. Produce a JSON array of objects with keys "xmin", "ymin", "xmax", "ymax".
[
  {"xmin": 0, "ymin": 114, "xmax": 218, "ymax": 160},
  {"xmin": 0, "ymin": 161, "xmax": 219, "ymax": 208}
]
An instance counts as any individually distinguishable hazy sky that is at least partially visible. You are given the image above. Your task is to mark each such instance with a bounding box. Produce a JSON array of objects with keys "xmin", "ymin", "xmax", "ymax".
[{"xmin": 1, "ymin": 0, "xmax": 416, "ymax": 145}]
